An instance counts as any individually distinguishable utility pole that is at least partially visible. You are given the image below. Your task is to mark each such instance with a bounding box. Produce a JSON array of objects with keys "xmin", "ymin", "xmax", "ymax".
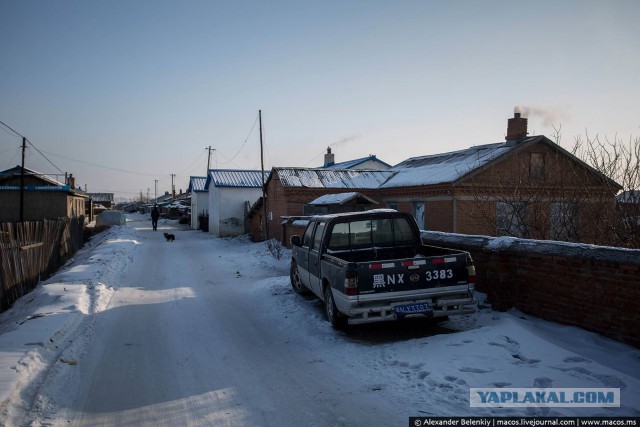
[
  {"xmin": 259, "ymin": 110, "xmax": 268, "ymax": 240},
  {"xmin": 170, "ymin": 174, "xmax": 176, "ymax": 199},
  {"xmin": 206, "ymin": 146, "xmax": 214, "ymax": 173},
  {"xmin": 154, "ymin": 179, "xmax": 158, "ymax": 204},
  {"xmin": 19, "ymin": 137, "xmax": 26, "ymax": 222}
]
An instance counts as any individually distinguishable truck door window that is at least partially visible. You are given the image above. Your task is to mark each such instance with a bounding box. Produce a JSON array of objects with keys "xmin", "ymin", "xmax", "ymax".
[
  {"xmin": 328, "ymin": 222, "xmax": 350, "ymax": 251},
  {"xmin": 302, "ymin": 223, "xmax": 314, "ymax": 248},
  {"xmin": 394, "ymin": 218, "xmax": 415, "ymax": 243},
  {"xmin": 311, "ymin": 222, "xmax": 325, "ymax": 251}
]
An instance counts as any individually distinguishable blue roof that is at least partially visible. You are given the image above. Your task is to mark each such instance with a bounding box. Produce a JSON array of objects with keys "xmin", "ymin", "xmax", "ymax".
[
  {"xmin": 188, "ymin": 176, "xmax": 208, "ymax": 192},
  {"xmin": 323, "ymin": 155, "xmax": 391, "ymax": 170},
  {"xmin": 205, "ymin": 169, "xmax": 270, "ymax": 190}
]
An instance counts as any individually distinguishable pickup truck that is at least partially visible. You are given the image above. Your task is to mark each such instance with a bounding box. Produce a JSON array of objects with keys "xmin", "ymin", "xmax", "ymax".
[{"xmin": 290, "ymin": 209, "xmax": 476, "ymax": 328}]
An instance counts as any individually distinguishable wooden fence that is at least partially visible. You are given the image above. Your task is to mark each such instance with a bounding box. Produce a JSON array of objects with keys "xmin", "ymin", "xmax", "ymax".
[{"xmin": 0, "ymin": 217, "xmax": 85, "ymax": 312}]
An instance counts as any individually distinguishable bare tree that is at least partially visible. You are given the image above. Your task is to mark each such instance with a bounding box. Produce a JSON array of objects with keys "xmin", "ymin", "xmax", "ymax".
[{"xmin": 569, "ymin": 132, "xmax": 640, "ymax": 248}]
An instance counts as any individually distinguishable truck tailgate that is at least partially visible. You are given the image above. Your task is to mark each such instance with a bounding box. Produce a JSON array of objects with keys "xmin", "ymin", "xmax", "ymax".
[{"xmin": 356, "ymin": 254, "xmax": 470, "ymax": 295}]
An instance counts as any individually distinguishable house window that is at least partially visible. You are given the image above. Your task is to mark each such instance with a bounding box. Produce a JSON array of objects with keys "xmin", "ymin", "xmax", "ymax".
[
  {"xmin": 550, "ymin": 202, "xmax": 579, "ymax": 241},
  {"xmin": 530, "ymin": 152, "xmax": 545, "ymax": 180},
  {"xmin": 414, "ymin": 202, "xmax": 425, "ymax": 230},
  {"xmin": 496, "ymin": 201, "xmax": 528, "ymax": 238}
]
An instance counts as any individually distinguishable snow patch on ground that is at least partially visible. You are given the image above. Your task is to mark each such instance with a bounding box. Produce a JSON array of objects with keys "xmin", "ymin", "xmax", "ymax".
[{"xmin": 0, "ymin": 224, "xmax": 140, "ymax": 422}]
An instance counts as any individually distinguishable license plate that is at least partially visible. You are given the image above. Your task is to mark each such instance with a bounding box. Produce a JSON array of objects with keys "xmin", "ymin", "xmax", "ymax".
[{"xmin": 394, "ymin": 302, "xmax": 432, "ymax": 315}]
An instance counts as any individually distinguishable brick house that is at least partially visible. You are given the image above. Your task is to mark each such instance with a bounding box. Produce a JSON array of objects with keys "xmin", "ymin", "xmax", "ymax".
[
  {"xmin": 253, "ymin": 113, "xmax": 621, "ymax": 246},
  {"xmin": 255, "ymin": 168, "xmax": 394, "ymax": 243},
  {"xmin": 0, "ymin": 166, "xmax": 88, "ymax": 222},
  {"xmin": 377, "ymin": 113, "xmax": 621, "ymax": 244}
]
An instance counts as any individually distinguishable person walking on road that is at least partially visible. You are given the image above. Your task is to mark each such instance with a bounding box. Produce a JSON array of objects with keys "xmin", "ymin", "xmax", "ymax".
[{"xmin": 151, "ymin": 205, "xmax": 160, "ymax": 231}]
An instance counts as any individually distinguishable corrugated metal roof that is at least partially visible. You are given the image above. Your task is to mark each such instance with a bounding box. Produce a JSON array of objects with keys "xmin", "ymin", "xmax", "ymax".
[
  {"xmin": 275, "ymin": 168, "xmax": 394, "ymax": 189},
  {"xmin": 208, "ymin": 169, "xmax": 269, "ymax": 188},
  {"xmin": 188, "ymin": 176, "xmax": 208, "ymax": 192}
]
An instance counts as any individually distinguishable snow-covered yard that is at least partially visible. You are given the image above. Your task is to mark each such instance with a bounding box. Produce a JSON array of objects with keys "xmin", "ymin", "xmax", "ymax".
[{"xmin": 0, "ymin": 213, "xmax": 639, "ymax": 425}]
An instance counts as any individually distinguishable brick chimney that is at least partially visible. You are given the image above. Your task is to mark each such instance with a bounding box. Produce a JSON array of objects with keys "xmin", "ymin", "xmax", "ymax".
[
  {"xmin": 506, "ymin": 112, "xmax": 528, "ymax": 141},
  {"xmin": 66, "ymin": 173, "xmax": 75, "ymax": 188},
  {"xmin": 324, "ymin": 147, "xmax": 335, "ymax": 167}
]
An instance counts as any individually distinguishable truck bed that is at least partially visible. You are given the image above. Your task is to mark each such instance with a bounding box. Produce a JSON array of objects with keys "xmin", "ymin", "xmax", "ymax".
[{"xmin": 325, "ymin": 244, "xmax": 465, "ymax": 264}]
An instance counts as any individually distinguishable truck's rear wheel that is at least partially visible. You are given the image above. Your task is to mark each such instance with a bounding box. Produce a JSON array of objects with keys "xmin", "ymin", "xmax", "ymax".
[
  {"xmin": 324, "ymin": 286, "xmax": 347, "ymax": 329},
  {"xmin": 290, "ymin": 262, "xmax": 310, "ymax": 295}
]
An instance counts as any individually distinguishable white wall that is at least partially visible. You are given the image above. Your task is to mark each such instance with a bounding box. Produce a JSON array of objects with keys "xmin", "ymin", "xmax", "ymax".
[
  {"xmin": 190, "ymin": 191, "xmax": 209, "ymax": 230},
  {"xmin": 208, "ymin": 187, "xmax": 262, "ymax": 237}
]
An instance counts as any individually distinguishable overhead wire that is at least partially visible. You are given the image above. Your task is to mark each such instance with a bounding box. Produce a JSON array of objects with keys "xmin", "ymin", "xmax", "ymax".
[
  {"xmin": 218, "ymin": 113, "xmax": 260, "ymax": 165},
  {"xmin": 37, "ymin": 148, "xmax": 164, "ymax": 177},
  {"xmin": 26, "ymin": 142, "xmax": 65, "ymax": 174},
  {"xmin": 0, "ymin": 120, "xmax": 23, "ymax": 138}
]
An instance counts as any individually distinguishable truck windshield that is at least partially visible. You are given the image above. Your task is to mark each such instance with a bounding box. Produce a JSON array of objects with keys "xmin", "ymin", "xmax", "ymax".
[{"xmin": 327, "ymin": 217, "xmax": 415, "ymax": 251}]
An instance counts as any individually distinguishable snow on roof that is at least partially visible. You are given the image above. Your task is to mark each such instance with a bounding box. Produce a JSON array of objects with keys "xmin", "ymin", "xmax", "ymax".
[
  {"xmin": 188, "ymin": 176, "xmax": 207, "ymax": 192},
  {"xmin": 207, "ymin": 169, "xmax": 269, "ymax": 189},
  {"xmin": 323, "ymin": 155, "xmax": 391, "ymax": 170},
  {"xmin": 0, "ymin": 165, "xmax": 67, "ymax": 187},
  {"xmin": 88, "ymin": 193, "xmax": 114, "ymax": 202},
  {"xmin": 382, "ymin": 141, "xmax": 518, "ymax": 188},
  {"xmin": 275, "ymin": 168, "xmax": 394, "ymax": 189},
  {"xmin": 308, "ymin": 192, "xmax": 377, "ymax": 205}
]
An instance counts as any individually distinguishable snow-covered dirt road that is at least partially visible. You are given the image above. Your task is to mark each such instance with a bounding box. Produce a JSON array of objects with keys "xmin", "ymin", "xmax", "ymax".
[
  {"xmin": 19, "ymin": 217, "xmax": 405, "ymax": 426},
  {"xmin": 1, "ymin": 214, "xmax": 639, "ymax": 426}
]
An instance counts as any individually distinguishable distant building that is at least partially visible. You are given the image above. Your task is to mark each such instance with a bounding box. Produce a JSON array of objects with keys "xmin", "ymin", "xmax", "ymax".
[
  {"xmin": 87, "ymin": 193, "xmax": 114, "ymax": 209},
  {"xmin": 0, "ymin": 166, "xmax": 88, "ymax": 222},
  {"xmin": 321, "ymin": 148, "xmax": 391, "ymax": 170}
]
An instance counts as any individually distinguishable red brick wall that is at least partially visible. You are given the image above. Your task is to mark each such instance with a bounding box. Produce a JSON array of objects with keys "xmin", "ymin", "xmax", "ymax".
[{"xmin": 422, "ymin": 231, "xmax": 640, "ymax": 348}]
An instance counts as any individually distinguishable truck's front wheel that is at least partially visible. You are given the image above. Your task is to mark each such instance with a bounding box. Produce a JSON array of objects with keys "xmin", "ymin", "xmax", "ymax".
[{"xmin": 324, "ymin": 286, "xmax": 347, "ymax": 329}]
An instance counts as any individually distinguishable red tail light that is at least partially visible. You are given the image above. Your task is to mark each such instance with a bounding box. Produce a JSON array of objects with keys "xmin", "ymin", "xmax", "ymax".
[
  {"xmin": 467, "ymin": 265, "xmax": 476, "ymax": 285},
  {"xmin": 344, "ymin": 270, "xmax": 358, "ymax": 296}
]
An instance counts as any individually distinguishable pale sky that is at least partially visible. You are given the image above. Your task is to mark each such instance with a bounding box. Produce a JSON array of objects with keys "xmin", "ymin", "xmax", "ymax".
[{"xmin": 1, "ymin": 0, "xmax": 638, "ymax": 200}]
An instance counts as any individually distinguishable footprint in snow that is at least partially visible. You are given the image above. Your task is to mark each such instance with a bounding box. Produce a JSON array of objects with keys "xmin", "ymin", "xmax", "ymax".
[
  {"xmin": 563, "ymin": 356, "xmax": 590, "ymax": 363},
  {"xmin": 534, "ymin": 377, "xmax": 553, "ymax": 388},
  {"xmin": 459, "ymin": 367, "xmax": 493, "ymax": 374},
  {"xmin": 493, "ymin": 382, "xmax": 511, "ymax": 388}
]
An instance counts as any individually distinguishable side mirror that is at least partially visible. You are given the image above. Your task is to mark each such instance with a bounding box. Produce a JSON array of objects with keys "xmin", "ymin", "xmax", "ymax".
[{"xmin": 290, "ymin": 235, "xmax": 301, "ymax": 247}]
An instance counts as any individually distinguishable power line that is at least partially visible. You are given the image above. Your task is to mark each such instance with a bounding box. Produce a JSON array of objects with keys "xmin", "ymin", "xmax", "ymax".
[
  {"xmin": 218, "ymin": 114, "xmax": 260, "ymax": 165},
  {"xmin": 0, "ymin": 120, "xmax": 24, "ymax": 138},
  {"xmin": 0, "ymin": 119, "xmax": 66, "ymax": 174},
  {"xmin": 178, "ymin": 149, "xmax": 207, "ymax": 175},
  {"xmin": 38, "ymin": 148, "xmax": 164, "ymax": 177},
  {"xmin": 26, "ymin": 141, "xmax": 64, "ymax": 174}
]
